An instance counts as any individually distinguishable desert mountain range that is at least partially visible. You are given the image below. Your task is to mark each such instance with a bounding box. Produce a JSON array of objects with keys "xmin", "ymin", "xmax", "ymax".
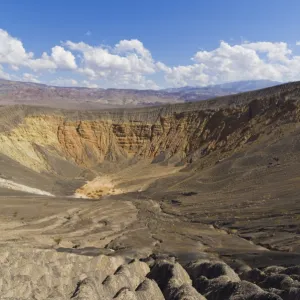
[{"xmin": 0, "ymin": 79, "xmax": 280, "ymax": 109}]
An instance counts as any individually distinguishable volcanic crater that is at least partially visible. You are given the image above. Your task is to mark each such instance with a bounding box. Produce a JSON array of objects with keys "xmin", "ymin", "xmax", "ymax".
[{"xmin": 1, "ymin": 82, "xmax": 300, "ymax": 299}]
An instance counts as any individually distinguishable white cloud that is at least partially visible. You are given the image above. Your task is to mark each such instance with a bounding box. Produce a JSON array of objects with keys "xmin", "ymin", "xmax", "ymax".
[
  {"xmin": 108, "ymin": 73, "xmax": 159, "ymax": 90},
  {"xmin": 27, "ymin": 53, "xmax": 57, "ymax": 71},
  {"xmin": 0, "ymin": 30, "xmax": 160, "ymax": 89},
  {"xmin": 22, "ymin": 73, "xmax": 40, "ymax": 83},
  {"xmin": 49, "ymin": 46, "xmax": 77, "ymax": 69},
  {"xmin": 65, "ymin": 39, "xmax": 155, "ymax": 74},
  {"xmin": 77, "ymin": 67, "xmax": 97, "ymax": 78},
  {"xmin": 156, "ymin": 61, "xmax": 171, "ymax": 73},
  {"xmin": 27, "ymin": 46, "xmax": 77, "ymax": 71},
  {"xmin": 65, "ymin": 39, "xmax": 157, "ymax": 88},
  {"xmin": 115, "ymin": 39, "xmax": 152, "ymax": 59},
  {"xmin": 242, "ymin": 41, "xmax": 292, "ymax": 62},
  {"xmin": 163, "ymin": 41, "xmax": 300, "ymax": 87},
  {"xmin": 50, "ymin": 77, "xmax": 78, "ymax": 87},
  {"xmin": 65, "ymin": 41, "xmax": 91, "ymax": 52},
  {"xmin": 85, "ymin": 31, "xmax": 92, "ymax": 36},
  {"xmin": 81, "ymin": 80, "xmax": 99, "ymax": 88},
  {"xmin": 164, "ymin": 65, "xmax": 210, "ymax": 87},
  {"xmin": 0, "ymin": 29, "xmax": 76, "ymax": 72},
  {"xmin": 3, "ymin": 27, "xmax": 300, "ymax": 89},
  {"xmin": 0, "ymin": 65, "xmax": 10, "ymax": 80},
  {"xmin": 0, "ymin": 29, "xmax": 33, "ymax": 65},
  {"xmin": 10, "ymin": 65, "xmax": 19, "ymax": 71}
]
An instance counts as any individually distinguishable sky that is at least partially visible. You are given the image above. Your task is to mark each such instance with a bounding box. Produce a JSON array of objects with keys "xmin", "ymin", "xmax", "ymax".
[{"xmin": 1, "ymin": 0, "xmax": 300, "ymax": 89}]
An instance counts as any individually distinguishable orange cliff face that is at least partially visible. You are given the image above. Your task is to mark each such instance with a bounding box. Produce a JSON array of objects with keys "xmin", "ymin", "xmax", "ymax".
[{"xmin": 52, "ymin": 110, "xmax": 248, "ymax": 169}]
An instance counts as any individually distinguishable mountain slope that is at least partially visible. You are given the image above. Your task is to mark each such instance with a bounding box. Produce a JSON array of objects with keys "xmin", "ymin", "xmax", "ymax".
[{"xmin": 162, "ymin": 80, "xmax": 281, "ymax": 101}]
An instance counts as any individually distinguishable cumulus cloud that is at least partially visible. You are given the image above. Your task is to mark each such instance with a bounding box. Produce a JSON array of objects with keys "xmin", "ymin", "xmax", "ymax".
[
  {"xmin": 65, "ymin": 39, "xmax": 156, "ymax": 88},
  {"xmin": 50, "ymin": 77, "xmax": 78, "ymax": 87},
  {"xmin": 51, "ymin": 78, "xmax": 100, "ymax": 89},
  {"xmin": 0, "ymin": 29, "xmax": 76, "ymax": 72},
  {"xmin": 77, "ymin": 67, "xmax": 97, "ymax": 78},
  {"xmin": 114, "ymin": 39, "xmax": 152, "ymax": 59},
  {"xmin": 0, "ymin": 29, "xmax": 33, "ymax": 65},
  {"xmin": 0, "ymin": 65, "xmax": 10, "ymax": 80},
  {"xmin": 48, "ymin": 46, "xmax": 77, "ymax": 69},
  {"xmin": 81, "ymin": 80, "xmax": 99, "ymax": 88},
  {"xmin": 163, "ymin": 41, "xmax": 300, "ymax": 87},
  {"xmin": 3, "ymin": 27, "xmax": 300, "ymax": 89},
  {"xmin": 156, "ymin": 61, "xmax": 171, "ymax": 73},
  {"xmin": 22, "ymin": 73, "xmax": 40, "ymax": 83},
  {"xmin": 27, "ymin": 47, "xmax": 77, "ymax": 71},
  {"xmin": 242, "ymin": 42, "xmax": 292, "ymax": 63}
]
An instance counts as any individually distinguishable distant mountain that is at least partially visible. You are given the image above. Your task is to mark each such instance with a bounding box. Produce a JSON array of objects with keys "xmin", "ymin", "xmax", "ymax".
[
  {"xmin": 0, "ymin": 79, "xmax": 179, "ymax": 109},
  {"xmin": 163, "ymin": 80, "xmax": 281, "ymax": 102},
  {"xmin": 206, "ymin": 80, "xmax": 282, "ymax": 92},
  {"xmin": 0, "ymin": 79, "xmax": 282, "ymax": 109}
]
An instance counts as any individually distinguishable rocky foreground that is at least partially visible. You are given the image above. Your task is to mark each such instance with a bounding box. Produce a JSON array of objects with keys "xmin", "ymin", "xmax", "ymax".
[
  {"xmin": 2, "ymin": 246, "xmax": 300, "ymax": 300},
  {"xmin": 0, "ymin": 194, "xmax": 299, "ymax": 300}
]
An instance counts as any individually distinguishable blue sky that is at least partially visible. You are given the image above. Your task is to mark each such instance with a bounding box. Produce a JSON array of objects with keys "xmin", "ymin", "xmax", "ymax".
[{"xmin": 1, "ymin": 0, "xmax": 300, "ymax": 89}]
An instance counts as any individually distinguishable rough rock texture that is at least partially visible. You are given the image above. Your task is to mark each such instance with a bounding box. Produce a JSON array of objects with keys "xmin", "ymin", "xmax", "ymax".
[
  {"xmin": 186, "ymin": 260, "xmax": 241, "ymax": 282},
  {"xmin": 1, "ymin": 247, "xmax": 299, "ymax": 299},
  {"xmin": 185, "ymin": 260, "xmax": 284, "ymax": 300},
  {"xmin": 148, "ymin": 259, "xmax": 206, "ymax": 299}
]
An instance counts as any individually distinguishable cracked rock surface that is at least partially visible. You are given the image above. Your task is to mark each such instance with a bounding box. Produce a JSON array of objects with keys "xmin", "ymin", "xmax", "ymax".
[{"xmin": 2, "ymin": 247, "xmax": 300, "ymax": 299}]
